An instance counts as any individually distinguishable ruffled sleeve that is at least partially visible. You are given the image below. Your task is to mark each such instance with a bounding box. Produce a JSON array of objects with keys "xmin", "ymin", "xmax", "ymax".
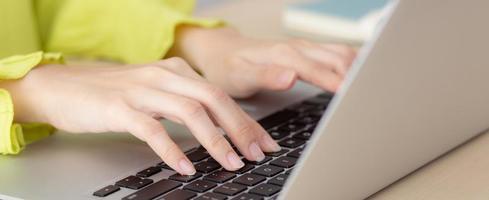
[
  {"xmin": 42, "ymin": 0, "xmax": 223, "ymax": 64},
  {"xmin": 0, "ymin": 52, "xmax": 62, "ymax": 154}
]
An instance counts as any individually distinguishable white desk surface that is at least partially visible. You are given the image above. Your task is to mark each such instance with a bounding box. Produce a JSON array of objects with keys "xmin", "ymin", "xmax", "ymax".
[{"xmin": 196, "ymin": 1, "xmax": 489, "ymax": 199}]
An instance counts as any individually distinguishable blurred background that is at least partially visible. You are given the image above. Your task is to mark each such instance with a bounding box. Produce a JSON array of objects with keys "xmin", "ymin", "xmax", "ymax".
[{"xmin": 195, "ymin": 0, "xmax": 389, "ymax": 46}]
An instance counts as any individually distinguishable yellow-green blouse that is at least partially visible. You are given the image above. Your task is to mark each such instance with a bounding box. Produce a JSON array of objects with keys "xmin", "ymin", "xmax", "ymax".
[{"xmin": 0, "ymin": 0, "xmax": 220, "ymax": 155}]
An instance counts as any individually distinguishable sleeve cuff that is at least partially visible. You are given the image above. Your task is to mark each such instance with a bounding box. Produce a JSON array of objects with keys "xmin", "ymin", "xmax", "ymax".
[
  {"xmin": 0, "ymin": 51, "xmax": 62, "ymax": 155},
  {"xmin": 0, "ymin": 51, "xmax": 64, "ymax": 80}
]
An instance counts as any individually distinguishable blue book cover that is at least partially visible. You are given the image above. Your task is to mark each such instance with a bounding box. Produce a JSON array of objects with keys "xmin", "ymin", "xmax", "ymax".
[
  {"xmin": 284, "ymin": 0, "xmax": 390, "ymax": 44},
  {"xmin": 291, "ymin": 0, "xmax": 389, "ymax": 21}
]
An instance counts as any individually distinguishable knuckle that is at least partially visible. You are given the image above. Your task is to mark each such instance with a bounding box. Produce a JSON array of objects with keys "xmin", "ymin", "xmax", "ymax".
[
  {"xmin": 208, "ymin": 134, "xmax": 229, "ymax": 149},
  {"xmin": 272, "ymin": 43, "xmax": 298, "ymax": 55},
  {"xmin": 231, "ymin": 87, "xmax": 258, "ymax": 99},
  {"xmin": 180, "ymin": 99, "xmax": 206, "ymax": 119},
  {"xmin": 235, "ymin": 123, "xmax": 255, "ymax": 139},
  {"xmin": 161, "ymin": 143, "xmax": 181, "ymax": 160},
  {"xmin": 140, "ymin": 121, "xmax": 165, "ymax": 140},
  {"xmin": 137, "ymin": 65, "xmax": 165, "ymax": 79},
  {"xmin": 203, "ymin": 85, "xmax": 230, "ymax": 103},
  {"xmin": 338, "ymin": 46, "xmax": 357, "ymax": 58}
]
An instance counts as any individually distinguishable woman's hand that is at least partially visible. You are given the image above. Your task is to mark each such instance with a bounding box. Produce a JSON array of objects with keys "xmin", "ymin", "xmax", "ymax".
[
  {"xmin": 171, "ymin": 27, "xmax": 357, "ymax": 98},
  {"xmin": 2, "ymin": 58, "xmax": 280, "ymax": 175}
]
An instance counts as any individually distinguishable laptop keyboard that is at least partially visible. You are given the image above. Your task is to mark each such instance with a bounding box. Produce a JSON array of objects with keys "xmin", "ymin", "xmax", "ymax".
[{"xmin": 92, "ymin": 92, "xmax": 333, "ymax": 200}]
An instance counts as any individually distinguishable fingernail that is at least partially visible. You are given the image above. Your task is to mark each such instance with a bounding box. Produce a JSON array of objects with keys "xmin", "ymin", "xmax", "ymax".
[
  {"xmin": 249, "ymin": 142, "xmax": 265, "ymax": 161},
  {"xmin": 264, "ymin": 135, "xmax": 281, "ymax": 152},
  {"xmin": 179, "ymin": 159, "xmax": 196, "ymax": 175},
  {"xmin": 278, "ymin": 70, "xmax": 295, "ymax": 86},
  {"xmin": 227, "ymin": 151, "xmax": 245, "ymax": 169}
]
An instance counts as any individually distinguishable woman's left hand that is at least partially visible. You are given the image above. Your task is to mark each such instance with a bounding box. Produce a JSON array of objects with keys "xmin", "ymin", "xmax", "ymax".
[{"xmin": 171, "ymin": 27, "xmax": 357, "ymax": 98}]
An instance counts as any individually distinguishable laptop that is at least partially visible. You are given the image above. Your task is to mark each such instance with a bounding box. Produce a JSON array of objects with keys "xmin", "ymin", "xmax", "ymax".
[{"xmin": 1, "ymin": 0, "xmax": 488, "ymax": 199}]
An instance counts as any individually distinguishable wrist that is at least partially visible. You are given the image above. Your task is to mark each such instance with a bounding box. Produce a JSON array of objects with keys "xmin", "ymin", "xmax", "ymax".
[
  {"xmin": 169, "ymin": 26, "xmax": 243, "ymax": 72},
  {"xmin": 0, "ymin": 64, "xmax": 60, "ymax": 124}
]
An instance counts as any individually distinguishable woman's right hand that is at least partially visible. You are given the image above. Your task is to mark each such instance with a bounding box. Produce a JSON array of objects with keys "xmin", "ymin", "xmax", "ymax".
[{"xmin": 3, "ymin": 57, "xmax": 280, "ymax": 175}]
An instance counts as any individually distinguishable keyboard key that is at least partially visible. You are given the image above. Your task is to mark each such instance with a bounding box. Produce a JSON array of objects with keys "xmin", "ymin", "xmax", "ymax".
[
  {"xmin": 293, "ymin": 131, "xmax": 313, "ymax": 140},
  {"xmin": 115, "ymin": 176, "xmax": 140, "ymax": 188},
  {"xmin": 277, "ymin": 123, "xmax": 304, "ymax": 132},
  {"xmin": 195, "ymin": 161, "xmax": 221, "ymax": 173},
  {"xmin": 304, "ymin": 96, "xmax": 330, "ymax": 105},
  {"xmin": 169, "ymin": 172, "xmax": 202, "ymax": 182},
  {"xmin": 252, "ymin": 165, "xmax": 283, "ymax": 177},
  {"xmin": 233, "ymin": 173, "xmax": 266, "ymax": 186},
  {"xmin": 307, "ymin": 110, "xmax": 324, "ymax": 118},
  {"xmin": 214, "ymin": 183, "xmax": 247, "ymax": 196},
  {"xmin": 285, "ymin": 168, "xmax": 294, "ymax": 175},
  {"xmin": 93, "ymin": 185, "xmax": 120, "ymax": 197},
  {"xmin": 304, "ymin": 125, "xmax": 317, "ymax": 133},
  {"xmin": 293, "ymin": 116, "xmax": 318, "ymax": 125},
  {"xmin": 287, "ymin": 148, "xmax": 303, "ymax": 158},
  {"xmin": 136, "ymin": 166, "xmax": 161, "ymax": 178},
  {"xmin": 162, "ymin": 189, "xmax": 197, "ymax": 200},
  {"xmin": 231, "ymin": 164, "xmax": 255, "ymax": 174},
  {"xmin": 286, "ymin": 103, "xmax": 317, "ymax": 113},
  {"xmin": 278, "ymin": 138, "xmax": 305, "ymax": 148},
  {"xmin": 116, "ymin": 176, "xmax": 153, "ymax": 189},
  {"xmin": 232, "ymin": 193, "xmax": 264, "ymax": 200},
  {"xmin": 183, "ymin": 180, "xmax": 217, "ymax": 193},
  {"xmin": 187, "ymin": 148, "xmax": 210, "ymax": 162},
  {"xmin": 185, "ymin": 147, "xmax": 198, "ymax": 153},
  {"xmin": 270, "ymin": 156, "xmax": 297, "ymax": 168},
  {"xmin": 204, "ymin": 170, "xmax": 237, "ymax": 183},
  {"xmin": 306, "ymin": 123, "xmax": 318, "ymax": 132},
  {"xmin": 195, "ymin": 192, "xmax": 227, "ymax": 200},
  {"xmin": 266, "ymin": 149, "xmax": 289, "ymax": 157},
  {"xmin": 245, "ymin": 156, "xmax": 272, "ymax": 165},
  {"xmin": 122, "ymin": 179, "xmax": 181, "ymax": 200},
  {"xmin": 206, "ymin": 157, "xmax": 218, "ymax": 163},
  {"xmin": 268, "ymin": 174, "xmax": 289, "ymax": 186},
  {"xmin": 249, "ymin": 183, "xmax": 281, "ymax": 197},
  {"xmin": 128, "ymin": 179, "xmax": 153, "ymax": 190},
  {"xmin": 258, "ymin": 110, "xmax": 298, "ymax": 130},
  {"xmin": 269, "ymin": 130, "xmax": 289, "ymax": 140},
  {"xmin": 157, "ymin": 162, "xmax": 173, "ymax": 170},
  {"xmin": 316, "ymin": 92, "xmax": 334, "ymax": 99}
]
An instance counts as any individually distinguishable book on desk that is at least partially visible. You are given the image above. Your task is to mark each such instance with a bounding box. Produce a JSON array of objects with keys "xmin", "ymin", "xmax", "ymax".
[{"xmin": 282, "ymin": 0, "xmax": 390, "ymax": 45}]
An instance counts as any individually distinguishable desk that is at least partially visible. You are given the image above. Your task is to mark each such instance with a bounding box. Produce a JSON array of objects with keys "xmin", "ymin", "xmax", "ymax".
[{"xmin": 196, "ymin": 1, "xmax": 489, "ymax": 199}]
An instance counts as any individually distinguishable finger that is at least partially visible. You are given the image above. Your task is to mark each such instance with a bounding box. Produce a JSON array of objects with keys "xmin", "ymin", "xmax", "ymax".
[
  {"xmin": 293, "ymin": 43, "xmax": 351, "ymax": 76},
  {"xmin": 320, "ymin": 44, "xmax": 357, "ymax": 67},
  {"xmin": 153, "ymin": 72, "xmax": 281, "ymax": 161},
  {"xmin": 269, "ymin": 44, "xmax": 344, "ymax": 92},
  {"xmin": 120, "ymin": 107, "xmax": 196, "ymax": 175},
  {"xmin": 124, "ymin": 88, "xmax": 245, "ymax": 171},
  {"xmin": 229, "ymin": 58, "xmax": 297, "ymax": 92},
  {"xmin": 153, "ymin": 58, "xmax": 220, "ymax": 125},
  {"xmin": 310, "ymin": 70, "xmax": 343, "ymax": 92}
]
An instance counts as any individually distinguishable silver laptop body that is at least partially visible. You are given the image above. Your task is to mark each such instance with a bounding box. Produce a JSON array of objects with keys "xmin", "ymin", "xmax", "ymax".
[{"xmin": 1, "ymin": 0, "xmax": 488, "ymax": 199}]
